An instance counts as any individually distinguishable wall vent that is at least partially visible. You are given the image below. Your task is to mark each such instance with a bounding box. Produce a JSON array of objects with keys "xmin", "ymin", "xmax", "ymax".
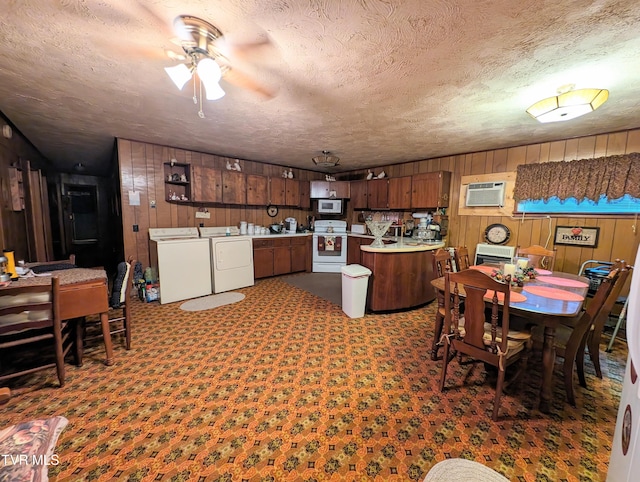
[{"xmin": 466, "ymin": 181, "xmax": 506, "ymax": 207}]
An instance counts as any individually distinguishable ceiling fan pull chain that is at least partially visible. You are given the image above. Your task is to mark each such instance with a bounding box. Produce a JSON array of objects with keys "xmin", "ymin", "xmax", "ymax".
[
  {"xmin": 192, "ymin": 75, "xmax": 198, "ymax": 105},
  {"xmin": 198, "ymin": 79, "xmax": 205, "ymax": 118}
]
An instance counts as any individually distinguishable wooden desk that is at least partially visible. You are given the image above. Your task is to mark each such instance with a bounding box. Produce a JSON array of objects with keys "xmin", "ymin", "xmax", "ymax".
[
  {"xmin": 0, "ymin": 268, "xmax": 113, "ymax": 365},
  {"xmin": 431, "ymin": 269, "xmax": 590, "ymax": 412}
]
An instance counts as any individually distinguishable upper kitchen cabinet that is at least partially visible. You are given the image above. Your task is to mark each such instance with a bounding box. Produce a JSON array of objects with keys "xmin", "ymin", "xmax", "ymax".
[
  {"xmin": 222, "ymin": 170, "xmax": 246, "ymax": 204},
  {"xmin": 350, "ymin": 180, "xmax": 368, "ymax": 210},
  {"xmin": 388, "ymin": 176, "xmax": 412, "ymax": 210},
  {"xmin": 269, "ymin": 177, "xmax": 286, "ymax": 205},
  {"xmin": 191, "ymin": 166, "xmax": 222, "ymax": 203},
  {"xmin": 246, "ymin": 174, "xmax": 269, "ymax": 205},
  {"xmin": 367, "ymin": 178, "xmax": 389, "ymax": 209},
  {"xmin": 164, "ymin": 162, "xmax": 192, "ymax": 202},
  {"xmin": 285, "ymin": 179, "xmax": 300, "ymax": 206},
  {"xmin": 411, "ymin": 171, "xmax": 451, "ymax": 209},
  {"xmin": 310, "ymin": 180, "xmax": 351, "ymax": 199},
  {"xmin": 299, "ymin": 181, "xmax": 311, "ymax": 209}
]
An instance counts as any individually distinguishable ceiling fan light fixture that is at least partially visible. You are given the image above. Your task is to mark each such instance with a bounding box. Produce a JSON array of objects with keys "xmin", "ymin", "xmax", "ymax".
[
  {"xmin": 196, "ymin": 58, "xmax": 225, "ymax": 100},
  {"xmin": 526, "ymin": 87, "xmax": 609, "ymax": 123},
  {"xmin": 165, "ymin": 63, "xmax": 193, "ymax": 90},
  {"xmin": 312, "ymin": 150, "xmax": 340, "ymax": 168}
]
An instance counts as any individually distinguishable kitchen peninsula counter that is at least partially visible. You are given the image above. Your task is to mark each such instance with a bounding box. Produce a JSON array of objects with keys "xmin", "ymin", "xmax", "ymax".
[{"xmin": 360, "ymin": 241, "xmax": 444, "ymax": 311}]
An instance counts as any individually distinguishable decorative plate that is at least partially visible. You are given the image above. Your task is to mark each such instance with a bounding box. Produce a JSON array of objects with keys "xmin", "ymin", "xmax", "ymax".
[
  {"xmin": 267, "ymin": 205, "xmax": 278, "ymax": 217},
  {"xmin": 484, "ymin": 223, "xmax": 510, "ymax": 245}
]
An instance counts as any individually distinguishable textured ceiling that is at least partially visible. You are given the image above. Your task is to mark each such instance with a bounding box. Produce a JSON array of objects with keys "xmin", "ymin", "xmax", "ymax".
[{"xmin": 1, "ymin": 0, "xmax": 640, "ymax": 176}]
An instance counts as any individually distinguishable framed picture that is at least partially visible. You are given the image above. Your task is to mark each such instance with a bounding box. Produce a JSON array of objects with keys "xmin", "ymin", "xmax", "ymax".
[{"xmin": 554, "ymin": 226, "xmax": 600, "ymax": 248}]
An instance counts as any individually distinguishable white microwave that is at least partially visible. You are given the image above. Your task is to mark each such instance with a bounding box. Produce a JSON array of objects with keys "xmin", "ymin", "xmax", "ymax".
[{"xmin": 317, "ymin": 199, "xmax": 343, "ymax": 214}]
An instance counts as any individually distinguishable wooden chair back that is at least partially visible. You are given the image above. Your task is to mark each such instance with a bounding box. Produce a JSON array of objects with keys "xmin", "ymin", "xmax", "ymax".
[
  {"xmin": 516, "ymin": 245, "xmax": 557, "ymax": 271},
  {"xmin": 454, "ymin": 246, "xmax": 471, "ymax": 271},
  {"xmin": 440, "ymin": 269, "xmax": 530, "ymax": 420},
  {"xmin": 433, "ymin": 249, "xmax": 454, "ymax": 277},
  {"xmin": 0, "ymin": 277, "xmax": 71, "ymax": 386},
  {"xmin": 562, "ymin": 267, "xmax": 619, "ymax": 405},
  {"xmin": 586, "ymin": 262, "xmax": 631, "ymax": 378}
]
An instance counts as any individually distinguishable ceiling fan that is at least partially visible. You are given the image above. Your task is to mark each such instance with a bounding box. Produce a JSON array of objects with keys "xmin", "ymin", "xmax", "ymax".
[{"xmin": 162, "ymin": 14, "xmax": 277, "ymax": 116}]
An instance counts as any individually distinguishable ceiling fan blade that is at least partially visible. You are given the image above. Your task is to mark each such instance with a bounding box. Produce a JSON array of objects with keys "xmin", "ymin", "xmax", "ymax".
[
  {"xmin": 222, "ymin": 68, "xmax": 278, "ymax": 100},
  {"xmin": 132, "ymin": 0, "xmax": 194, "ymax": 43},
  {"xmin": 214, "ymin": 35, "xmax": 279, "ymax": 65}
]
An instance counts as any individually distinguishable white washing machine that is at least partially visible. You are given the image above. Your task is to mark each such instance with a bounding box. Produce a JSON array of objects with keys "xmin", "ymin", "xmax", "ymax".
[
  {"xmin": 199, "ymin": 227, "xmax": 255, "ymax": 293},
  {"xmin": 149, "ymin": 227, "xmax": 212, "ymax": 304}
]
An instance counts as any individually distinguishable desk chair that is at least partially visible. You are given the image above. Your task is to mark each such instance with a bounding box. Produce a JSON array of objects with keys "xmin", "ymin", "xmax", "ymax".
[
  {"xmin": 431, "ymin": 249, "xmax": 454, "ymax": 360},
  {"xmin": 439, "ymin": 269, "xmax": 532, "ymax": 421},
  {"xmin": 516, "ymin": 245, "xmax": 556, "ymax": 271},
  {"xmin": 79, "ymin": 258, "xmax": 133, "ymax": 362},
  {"xmin": 0, "ymin": 277, "xmax": 79, "ymax": 389}
]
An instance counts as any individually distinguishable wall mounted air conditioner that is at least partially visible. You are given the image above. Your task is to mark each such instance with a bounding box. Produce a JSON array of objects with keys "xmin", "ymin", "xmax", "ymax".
[{"xmin": 465, "ymin": 181, "xmax": 506, "ymax": 207}]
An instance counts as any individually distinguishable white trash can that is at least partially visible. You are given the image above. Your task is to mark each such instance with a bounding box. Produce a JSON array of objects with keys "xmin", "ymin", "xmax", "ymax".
[{"xmin": 341, "ymin": 264, "xmax": 372, "ymax": 318}]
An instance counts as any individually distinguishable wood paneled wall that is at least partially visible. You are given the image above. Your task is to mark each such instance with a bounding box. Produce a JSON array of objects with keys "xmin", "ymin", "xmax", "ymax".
[
  {"xmin": 120, "ymin": 129, "xmax": 640, "ymax": 292},
  {"xmin": 344, "ymin": 128, "xmax": 640, "ymax": 284},
  {"xmin": 0, "ymin": 113, "xmax": 51, "ymax": 262},
  {"xmin": 117, "ymin": 139, "xmax": 324, "ymax": 268}
]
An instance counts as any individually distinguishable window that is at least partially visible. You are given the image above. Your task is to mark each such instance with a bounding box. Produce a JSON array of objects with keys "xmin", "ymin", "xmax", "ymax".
[{"xmin": 517, "ymin": 194, "xmax": 640, "ymax": 214}]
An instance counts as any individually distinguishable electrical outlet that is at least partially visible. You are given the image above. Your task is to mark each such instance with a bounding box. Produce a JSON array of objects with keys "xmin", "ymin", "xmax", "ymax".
[
  {"xmin": 133, "ymin": 224, "xmax": 139, "ymax": 232},
  {"xmin": 195, "ymin": 211, "xmax": 210, "ymax": 219},
  {"xmin": 150, "ymin": 200, "xmax": 156, "ymax": 208}
]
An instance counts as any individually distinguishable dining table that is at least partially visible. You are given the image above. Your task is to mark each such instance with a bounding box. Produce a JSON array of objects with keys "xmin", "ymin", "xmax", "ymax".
[
  {"xmin": 0, "ymin": 265, "xmax": 114, "ymax": 365},
  {"xmin": 431, "ymin": 264, "xmax": 591, "ymax": 413}
]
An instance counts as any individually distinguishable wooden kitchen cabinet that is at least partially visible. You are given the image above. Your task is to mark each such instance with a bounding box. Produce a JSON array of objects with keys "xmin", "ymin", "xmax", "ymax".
[
  {"xmin": 367, "ymin": 178, "xmax": 389, "ymax": 209},
  {"xmin": 285, "ymin": 179, "xmax": 300, "ymax": 206},
  {"xmin": 222, "ymin": 170, "xmax": 246, "ymax": 204},
  {"xmin": 411, "ymin": 171, "xmax": 451, "ymax": 209},
  {"xmin": 246, "ymin": 174, "xmax": 268, "ymax": 205},
  {"xmin": 347, "ymin": 236, "xmax": 366, "ymax": 264},
  {"xmin": 299, "ymin": 180, "xmax": 311, "ymax": 209},
  {"xmin": 350, "ymin": 180, "xmax": 368, "ymax": 210},
  {"xmin": 191, "ymin": 166, "xmax": 221, "ymax": 203},
  {"xmin": 253, "ymin": 236, "xmax": 310, "ymax": 279},
  {"xmin": 310, "ymin": 180, "xmax": 351, "ymax": 199},
  {"xmin": 269, "ymin": 177, "xmax": 286, "ymax": 205},
  {"xmin": 388, "ymin": 176, "xmax": 412, "ymax": 209}
]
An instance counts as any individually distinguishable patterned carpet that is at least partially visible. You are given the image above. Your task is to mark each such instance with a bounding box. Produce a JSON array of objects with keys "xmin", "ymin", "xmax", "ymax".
[{"xmin": 0, "ymin": 276, "xmax": 626, "ymax": 481}]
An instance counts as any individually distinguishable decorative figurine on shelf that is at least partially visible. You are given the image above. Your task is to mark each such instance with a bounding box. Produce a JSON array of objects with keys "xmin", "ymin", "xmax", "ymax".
[
  {"xmin": 288, "ymin": 168, "xmax": 294, "ymax": 179},
  {"xmin": 325, "ymin": 174, "xmax": 336, "ymax": 182},
  {"xmin": 180, "ymin": 194, "xmax": 188, "ymax": 201},
  {"xmin": 180, "ymin": 173, "xmax": 187, "ymax": 183},
  {"xmin": 226, "ymin": 160, "xmax": 233, "ymax": 170},
  {"xmin": 376, "ymin": 170, "xmax": 386, "ymax": 179},
  {"xmin": 167, "ymin": 174, "xmax": 172, "ymax": 181},
  {"xmin": 170, "ymin": 158, "xmax": 177, "ymax": 167},
  {"xmin": 282, "ymin": 169, "xmax": 288, "ymax": 178},
  {"xmin": 233, "ymin": 160, "xmax": 242, "ymax": 172},
  {"xmin": 366, "ymin": 169, "xmax": 374, "ymax": 180}
]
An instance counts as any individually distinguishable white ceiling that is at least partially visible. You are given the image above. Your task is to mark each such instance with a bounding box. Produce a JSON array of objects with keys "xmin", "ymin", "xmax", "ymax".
[{"xmin": 2, "ymin": 0, "xmax": 640, "ymax": 176}]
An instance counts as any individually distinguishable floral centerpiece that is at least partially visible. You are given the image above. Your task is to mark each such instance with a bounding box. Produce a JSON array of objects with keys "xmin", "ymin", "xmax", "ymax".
[{"xmin": 490, "ymin": 267, "xmax": 538, "ymax": 287}]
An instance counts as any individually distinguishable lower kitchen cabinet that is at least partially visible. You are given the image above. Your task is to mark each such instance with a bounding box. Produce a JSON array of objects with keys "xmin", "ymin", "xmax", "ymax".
[
  {"xmin": 253, "ymin": 236, "xmax": 310, "ymax": 279},
  {"xmin": 347, "ymin": 236, "xmax": 366, "ymax": 264}
]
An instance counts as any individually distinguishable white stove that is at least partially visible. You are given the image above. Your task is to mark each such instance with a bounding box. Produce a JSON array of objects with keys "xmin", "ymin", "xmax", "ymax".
[
  {"xmin": 148, "ymin": 227, "xmax": 212, "ymax": 304},
  {"xmin": 312, "ymin": 220, "xmax": 348, "ymax": 273},
  {"xmin": 199, "ymin": 226, "xmax": 254, "ymax": 293}
]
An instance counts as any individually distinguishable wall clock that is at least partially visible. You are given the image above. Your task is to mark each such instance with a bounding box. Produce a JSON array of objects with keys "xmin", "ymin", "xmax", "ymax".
[
  {"xmin": 484, "ymin": 223, "xmax": 511, "ymax": 245},
  {"xmin": 267, "ymin": 205, "xmax": 278, "ymax": 217}
]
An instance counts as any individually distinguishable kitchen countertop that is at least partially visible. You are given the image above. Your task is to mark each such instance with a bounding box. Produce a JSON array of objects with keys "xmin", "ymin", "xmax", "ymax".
[
  {"xmin": 360, "ymin": 240, "xmax": 445, "ymax": 253},
  {"xmin": 250, "ymin": 232, "xmax": 312, "ymax": 239}
]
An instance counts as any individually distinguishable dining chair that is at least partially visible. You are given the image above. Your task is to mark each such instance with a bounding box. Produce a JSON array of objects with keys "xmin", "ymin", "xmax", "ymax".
[
  {"xmin": 540, "ymin": 267, "xmax": 619, "ymax": 406},
  {"xmin": 454, "ymin": 246, "xmax": 471, "ymax": 271},
  {"xmin": 0, "ymin": 277, "xmax": 80, "ymax": 389},
  {"xmin": 583, "ymin": 262, "xmax": 631, "ymax": 379},
  {"xmin": 439, "ymin": 269, "xmax": 532, "ymax": 421},
  {"xmin": 515, "ymin": 245, "xmax": 556, "ymax": 271},
  {"xmin": 78, "ymin": 258, "xmax": 134, "ymax": 363},
  {"xmin": 430, "ymin": 249, "xmax": 455, "ymax": 360}
]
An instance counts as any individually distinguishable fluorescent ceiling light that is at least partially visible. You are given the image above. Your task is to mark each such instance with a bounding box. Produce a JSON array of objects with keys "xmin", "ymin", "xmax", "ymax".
[{"xmin": 526, "ymin": 88, "xmax": 609, "ymax": 123}]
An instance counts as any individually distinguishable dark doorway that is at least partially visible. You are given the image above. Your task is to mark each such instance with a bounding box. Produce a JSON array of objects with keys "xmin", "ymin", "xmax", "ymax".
[{"xmin": 63, "ymin": 184, "xmax": 101, "ymax": 268}]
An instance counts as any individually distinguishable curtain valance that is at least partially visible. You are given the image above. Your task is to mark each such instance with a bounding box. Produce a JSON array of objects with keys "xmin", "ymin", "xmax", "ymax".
[{"xmin": 513, "ymin": 152, "xmax": 640, "ymax": 202}]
